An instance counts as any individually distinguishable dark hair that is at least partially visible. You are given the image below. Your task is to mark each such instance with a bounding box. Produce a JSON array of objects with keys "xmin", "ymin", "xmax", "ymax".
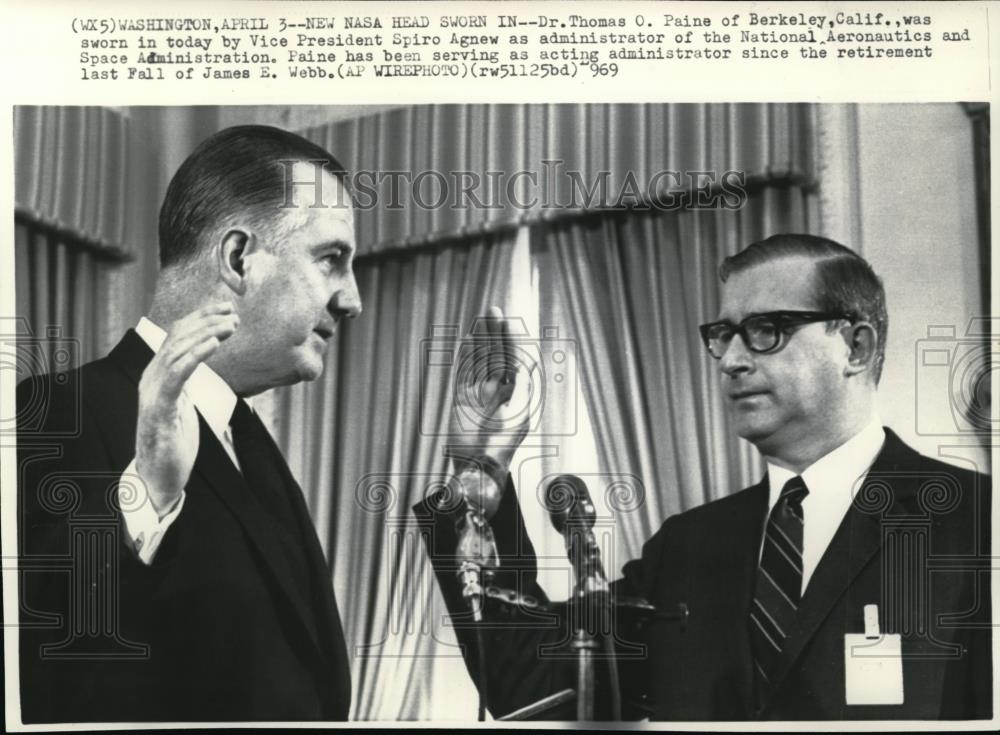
[
  {"xmin": 158, "ymin": 125, "xmax": 348, "ymax": 267},
  {"xmin": 719, "ymin": 233, "xmax": 888, "ymax": 383}
]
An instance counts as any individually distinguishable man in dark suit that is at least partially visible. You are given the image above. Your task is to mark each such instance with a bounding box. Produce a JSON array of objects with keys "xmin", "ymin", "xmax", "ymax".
[
  {"xmin": 17, "ymin": 126, "xmax": 361, "ymax": 722},
  {"xmin": 421, "ymin": 234, "xmax": 991, "ymax": 720}
]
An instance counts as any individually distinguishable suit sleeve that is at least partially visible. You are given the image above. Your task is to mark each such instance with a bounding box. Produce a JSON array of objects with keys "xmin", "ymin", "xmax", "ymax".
[
  {"xmin": 940, "ymin": 473, "xmax": 993, "ymax": 719},
  {"xmin": 118, "ymin": 457, "xmax": 187, "ymax": 564},
  {"xmin": 416, "ymin": 476, "xmax": 667, "ymax": 719},
  {"xmin": 17, "ymin": 373, "xmax": 176, "ymax": 722},
  {"xmin": 612, "ymin": 514, "xmax": 682, "ymax": 717},
  {"xmin": 414, "ymin": 475, "xmax": 575, "ymax": 718}
]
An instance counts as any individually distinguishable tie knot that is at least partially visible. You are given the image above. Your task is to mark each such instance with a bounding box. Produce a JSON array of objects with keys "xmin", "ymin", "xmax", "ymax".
[
  {"xmin": 779, "ymin": 476, "xmax": 809, "ymax": 506},
  {"xmin": 230, "ymin": 399, "xmax": 255, "ymax": 432}
]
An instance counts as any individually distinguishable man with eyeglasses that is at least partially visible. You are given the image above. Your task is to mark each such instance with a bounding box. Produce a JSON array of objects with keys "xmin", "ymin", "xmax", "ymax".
[{"xmin": 420, "ymin": 233, "xmax": 991, "ymax": 721}]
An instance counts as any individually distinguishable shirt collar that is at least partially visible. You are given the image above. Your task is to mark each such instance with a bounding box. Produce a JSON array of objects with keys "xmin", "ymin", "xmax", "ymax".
[
  {"xmin": 134, "ymin": 316, "xmax": 238, "ymax": 437},
  {"xmin": 766, "ymin": 415, "xmax": 886, "ymax": 508}
]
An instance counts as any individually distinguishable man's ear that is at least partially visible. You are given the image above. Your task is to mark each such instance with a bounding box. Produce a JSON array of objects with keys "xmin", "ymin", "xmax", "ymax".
[
  {"xmin": 842, "ymin": 322, "xmax": 877, "ymax": 378},
  {"xmin": 218, "ymin": 228, "xmax": 254, "ymax": 294}
]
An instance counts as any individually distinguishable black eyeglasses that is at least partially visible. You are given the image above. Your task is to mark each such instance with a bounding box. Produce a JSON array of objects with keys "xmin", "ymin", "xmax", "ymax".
[{"xmin": 699, "ymin": 310, "xmax": 851, "ymax": 359}]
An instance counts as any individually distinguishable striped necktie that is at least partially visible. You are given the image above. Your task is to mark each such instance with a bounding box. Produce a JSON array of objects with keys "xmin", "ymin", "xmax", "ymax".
[{"xmin": 749, "ymin": 475, "xmax": 809, "ymax": 699}]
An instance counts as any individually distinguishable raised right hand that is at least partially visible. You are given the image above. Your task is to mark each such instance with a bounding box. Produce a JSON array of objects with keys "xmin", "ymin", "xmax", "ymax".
[
  {"xmin": 135, "ymin": 302, "xmax": 239, "ymax": 517},
  {"xmin": 447, "ymin": 306, "xmax": 534, "ymax": 477}
]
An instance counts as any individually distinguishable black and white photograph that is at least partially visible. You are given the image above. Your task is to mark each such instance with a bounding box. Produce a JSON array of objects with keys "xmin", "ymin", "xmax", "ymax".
[{"xmin": 2, "ymin": 1, "xmax": 997, "ymax": 729}]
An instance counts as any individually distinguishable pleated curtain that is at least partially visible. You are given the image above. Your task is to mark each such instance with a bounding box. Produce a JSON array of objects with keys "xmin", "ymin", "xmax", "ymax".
[
  {"xmin": 13, "ymin": 107, "xmax": 136, "ymax": 374},
  {"xmin": 303, "ymin": 104, "xmax": 816, "ymax": 255},
  {"xmin": 15, "ymin": 107, "xmax": 132, "ymax": 258},
  {"xmin": 13, "ymin": 221, "xmax": 109, "ymax": 371},
  {"xmin": 272, "ymin": 229, "xmax": 524, "ymax": 719}
]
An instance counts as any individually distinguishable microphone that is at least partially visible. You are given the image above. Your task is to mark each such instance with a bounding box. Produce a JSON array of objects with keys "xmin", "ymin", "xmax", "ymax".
[
  {"xmin": 450, "ymin": 458, "xmax": 504, "ymax": 621},
  {"xmin": 543, "ymin": 475, "xmax": 615, "ymax": 720},
  {"xmin": 542, "ymin": 475, "xmax": 609, "ymax": 594}
]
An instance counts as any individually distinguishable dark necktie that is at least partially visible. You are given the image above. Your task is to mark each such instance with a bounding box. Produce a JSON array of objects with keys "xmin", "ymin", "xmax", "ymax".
[
  {"xmin": 229, "ymin": 399, "xmax": 300, "ymax": 534},
  {"xmin": 749, "ymin": 475, "xmax": 809, "ymax": 697},
  {"xmin": 229, "ymin": 399, "xmax": 325, "ymax": 646}
]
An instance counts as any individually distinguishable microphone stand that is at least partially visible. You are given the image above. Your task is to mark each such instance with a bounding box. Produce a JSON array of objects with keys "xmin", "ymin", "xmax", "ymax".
[
  {"xmin": 565, "ymin": 522, "xmax": 614, "ymax": 721},
  {"xmin": 446, "ymin": 453, "xmax": 507, "ymax": 721},
  {"xmin": 454, "ymin": 506, "xmax": 498, "ymax": 720},
  {"xmin": 571, "ymin": 628, "xmax": 599, "ymax": 720},
  {"xmin": 490, "ymin": 581, "xmax": 686, "ymax": 721}
]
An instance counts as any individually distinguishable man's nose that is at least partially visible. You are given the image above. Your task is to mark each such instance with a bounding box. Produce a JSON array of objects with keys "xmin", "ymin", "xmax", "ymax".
[
  {"xmin": 719, "ymin": 333, "xmax": 754, "ymax": 377},
  {"xmin": 330, "ymin": 274, "xmax": 363, "ymax": 319}
]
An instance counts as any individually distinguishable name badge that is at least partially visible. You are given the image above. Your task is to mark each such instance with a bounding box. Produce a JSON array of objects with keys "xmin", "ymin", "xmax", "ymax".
[{"xmin": 844, "ymin": 604, "xmax": 904, "ymax": 705}]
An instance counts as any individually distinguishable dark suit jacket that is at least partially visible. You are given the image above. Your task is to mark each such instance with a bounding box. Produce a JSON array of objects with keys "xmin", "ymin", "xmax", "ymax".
[
  {"xmin": 17, "ymin": 330, "xmax": 351, "ymax": 722},
  {"xmin": 418, "ymin": 429, "xmax": 992, "ymax": 720}
]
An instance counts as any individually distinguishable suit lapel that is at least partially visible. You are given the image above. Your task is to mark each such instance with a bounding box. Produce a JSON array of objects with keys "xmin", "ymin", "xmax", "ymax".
[
  {"xmin": 252, "ymin": 416, "xmax": 351, "ymax": 682},
  {"xmin": 107, "ymin": 329, "xmax": 154, "ymax": 385},
  {"xmin": 190, "ymin": 419, "xmax": 328, "ymax": 661},
  {"xmin": 721, "ymin": 479, "xmax": 771, "ymax": 714},
  {"xmin": 103, "ymin": 330, "xmax": 150, "ymax": 465},
  {"xmin": 764, "ymin": 430, "xmax": 921, "ymax": 698}
]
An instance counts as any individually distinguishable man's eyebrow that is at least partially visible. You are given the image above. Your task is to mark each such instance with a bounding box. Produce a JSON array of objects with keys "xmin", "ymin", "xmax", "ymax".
[{"xmin": 313, "ymin": 240, "xmax": 354, "ymax": 256}]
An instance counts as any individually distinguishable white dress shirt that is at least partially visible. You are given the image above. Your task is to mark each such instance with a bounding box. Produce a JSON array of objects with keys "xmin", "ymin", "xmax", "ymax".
[
  {"xmin": 763, "ymin": 415, "xmax": 886, "ymax": 596},
  {"xmin": 119, "ymin": 317, "xmax": 241, "ymax": 563}
]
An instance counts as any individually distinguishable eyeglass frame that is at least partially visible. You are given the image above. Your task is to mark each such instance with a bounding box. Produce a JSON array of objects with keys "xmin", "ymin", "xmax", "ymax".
[{"xmin": 698, "ymin": 310, "xmax": 854, "ymax": 359}]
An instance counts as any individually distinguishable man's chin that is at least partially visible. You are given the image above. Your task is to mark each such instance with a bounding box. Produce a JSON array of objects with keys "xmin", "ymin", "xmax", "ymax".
[
  {"xmin": 269, "ymin": 356, "xmax": 325, "ymax": 387},
  {"xmin": 732, "ymin": 415, "xmax": 780, "ymax": 448},
  {"xmin": 297, "ymin": 361, "xmax": 325, "ymax": 382},
  {"xmin": 290, "ymin": 343, "xmax": 328, "ymax": 382}
]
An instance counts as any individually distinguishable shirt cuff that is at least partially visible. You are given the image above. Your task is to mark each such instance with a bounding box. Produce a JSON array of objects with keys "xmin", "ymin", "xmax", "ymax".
[{"xmin": 119, "ymin": 458, "xmax": 186, "ymax": 565}]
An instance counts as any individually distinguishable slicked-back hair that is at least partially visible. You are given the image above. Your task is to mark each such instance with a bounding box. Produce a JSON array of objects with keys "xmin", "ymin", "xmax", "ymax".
[
  {"xmin": 158, "ymin": 125, "xmax": 348, "ymax": 268},
  {"xmin": 719, "ymin": 233, "xmax": 888, "ymax": 383}
]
